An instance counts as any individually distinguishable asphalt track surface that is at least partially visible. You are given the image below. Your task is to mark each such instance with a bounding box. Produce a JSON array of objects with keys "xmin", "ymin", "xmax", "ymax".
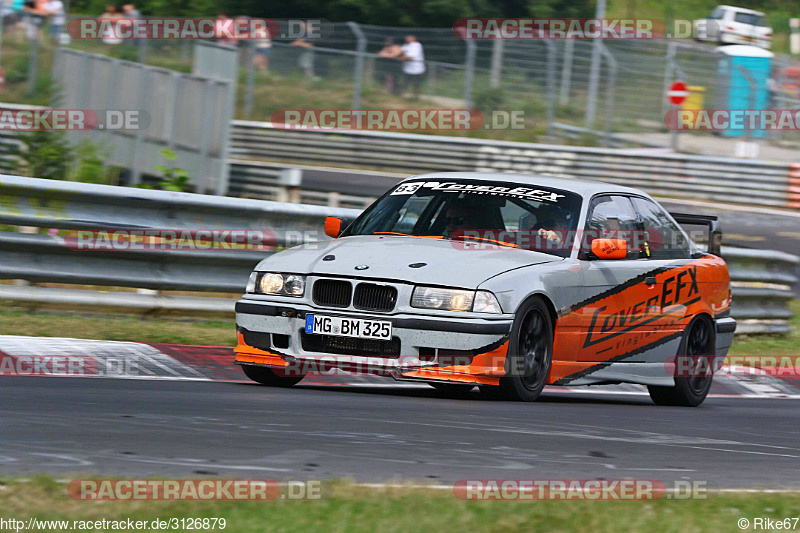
[{"xmin": 3, "ymin": 376, "xmax": 799, "ymax": 488}]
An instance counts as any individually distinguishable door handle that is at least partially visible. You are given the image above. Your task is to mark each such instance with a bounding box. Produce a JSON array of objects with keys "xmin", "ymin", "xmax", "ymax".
[{"xmin": 645, "ymin": 276, "xmax": 657, "ymax": 286}]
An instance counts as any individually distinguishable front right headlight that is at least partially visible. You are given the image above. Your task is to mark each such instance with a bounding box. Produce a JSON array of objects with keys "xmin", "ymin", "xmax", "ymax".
[{"xmin": 246, "ymin": 272, "xmax": 306, "ymax": 297}]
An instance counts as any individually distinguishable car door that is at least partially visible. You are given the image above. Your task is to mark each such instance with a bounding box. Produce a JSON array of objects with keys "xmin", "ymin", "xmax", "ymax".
[
  {"xmin": 573, "ymin": 195, "xmax": 657, "ymax": 362},
  {"xmin": 624, "ymin": 196, "xmax": 696, "ymax": 363}
]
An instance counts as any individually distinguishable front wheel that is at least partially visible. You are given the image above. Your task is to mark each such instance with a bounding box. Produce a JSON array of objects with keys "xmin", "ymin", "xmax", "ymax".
[
  {"xmin": 241, "ymin": 365, "xmax": 305, "ymax": 387},
  {"xmin": 648, "ymin": 316, "xmax": 715, "ymax": 407},
  {"xmin": 485, "ymin": 297, "xmax": 554, "ymax": 402}
]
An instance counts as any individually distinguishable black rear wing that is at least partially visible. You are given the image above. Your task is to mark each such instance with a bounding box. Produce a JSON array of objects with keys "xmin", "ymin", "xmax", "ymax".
[{"xmin": 670, "ymin": 213, "xmax": 722, "ymax": 256}]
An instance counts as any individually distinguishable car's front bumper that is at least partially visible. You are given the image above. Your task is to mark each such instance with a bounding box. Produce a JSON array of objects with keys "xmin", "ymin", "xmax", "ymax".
[{"xmin": 234, "ymin": 299, "xmax": 514, "ymax": 386}]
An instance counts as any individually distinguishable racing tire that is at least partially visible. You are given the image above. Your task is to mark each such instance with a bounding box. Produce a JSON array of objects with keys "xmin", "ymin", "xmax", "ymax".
[
  {"xmin": 429, "ymin": 382, "xmax": 475, "ymax": 397},
  {"xmin": 486, "ymin": 297, "xmax": 554, "ymax": 402},
  {"xmin": 648, "ymin": 315, "xmax": 715, "ymax": 407},
  {"xmin": 241, "ymin": 364, "xmax": 305, "ymax": 387}
]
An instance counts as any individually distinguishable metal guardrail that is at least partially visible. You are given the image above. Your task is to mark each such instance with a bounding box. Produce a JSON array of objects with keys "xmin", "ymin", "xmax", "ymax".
[
  {"xmin": 0, "ymin": 175, "xmax": 795, "ymax": 332},
  {"xmin": 229, "ymin": 121, "xmax": 799, "ymax": 210},
  {"xmin": 0, "ymin": 175, "xmax": 359, "ymax": 315},
  {"xmin": 0, "ymin": 102, "xmax": 795, "ymax": 211}
]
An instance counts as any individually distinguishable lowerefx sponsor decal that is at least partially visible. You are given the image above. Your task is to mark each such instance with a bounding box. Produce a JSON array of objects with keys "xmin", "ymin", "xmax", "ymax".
[{"xmin": 550, "ymin": 256, "xmax": 729, "ymax": 383}]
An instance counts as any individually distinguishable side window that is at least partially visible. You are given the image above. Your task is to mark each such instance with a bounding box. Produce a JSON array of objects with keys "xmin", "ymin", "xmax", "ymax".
[
  {"xmin": 630, "ymin": 197, "xmax": 691, "ymax": 260},
  {"xmin": 584, "ymin": 195, "xmax": 639, "ymax": 258},
  {"xmin": 709, "ymin": 7, "xmax": 724, "ymax": 19}
]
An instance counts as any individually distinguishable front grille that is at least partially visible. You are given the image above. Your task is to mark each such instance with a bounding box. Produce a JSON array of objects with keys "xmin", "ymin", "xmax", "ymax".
[
  {"xmin": 354, "ymin": 283, "xmax": 397, "ymax": 312},
  {"xmin": 301, "ymin": 331, "xmax": 401, "ymax": 357},
  {"xmin": 313, "ymin": 279, "xmax": 352, "ymax": 307}
]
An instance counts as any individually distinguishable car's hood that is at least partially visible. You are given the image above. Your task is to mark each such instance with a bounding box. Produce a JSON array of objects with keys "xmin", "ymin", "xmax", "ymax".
[{"xmin": 257, "ymin": 235, "xmax": 561, "ymax": 288}]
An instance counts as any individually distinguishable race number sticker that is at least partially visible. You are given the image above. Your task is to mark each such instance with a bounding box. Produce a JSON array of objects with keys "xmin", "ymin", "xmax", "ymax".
[{"xmin": 391, "ymin": 182, "xmax": 423, "ymax": 195}]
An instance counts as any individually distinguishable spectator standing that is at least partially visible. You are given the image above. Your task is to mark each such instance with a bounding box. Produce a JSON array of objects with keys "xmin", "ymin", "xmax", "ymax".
[
  {"xmin": 252, "ymin": 24, "xmax": 271, "ymax": 73},
  {"xmin": 120, "ymin": 4, "xmax": 141, "ymax": 44},
  {"xmin": 42, "ymin": 0, "xmax": 63, "ymax": 45},
  {"xmin": 23, "ymin": 0, "xmax": 46, "ymax": 43},
  {"xmin": 3, "ymin": 0, "xmax": 26, "ymax": 42},
  {"xmin": 400, "ymin": 35, "xmax": 425, "ymax": 99},
  {"xmin": 291, "ymin": 23, "xmax": 316, "ymax": 80},
  {"xmin": 99, "ymin": 4, "xmax": 124, "ymax": 47},
  {"xmin": 377, "ymin": 37, "xmax": 403, "ymax": 95},
  {"xmin": 121, "ymin": 3, "xmax": 140, "ymax": 17},
  {"xmin": 214, "ymin": 13, "xmax": 236, "ymax": 47}
]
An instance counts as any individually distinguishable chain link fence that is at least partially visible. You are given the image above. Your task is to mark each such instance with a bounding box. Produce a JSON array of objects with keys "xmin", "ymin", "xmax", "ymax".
[{"xmin": 3, "ymin": 15, "xmax": 800, "ymax": 147}]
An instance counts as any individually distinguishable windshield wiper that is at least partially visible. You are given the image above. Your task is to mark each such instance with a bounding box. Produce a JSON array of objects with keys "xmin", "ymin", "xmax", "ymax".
[
  {"xmin": 372, "ymin": 232, "xmax": 444, "ymax": 239},
  {"xmin": 449, "ymin": 234, "xmax": 518, "ymax": 248}
]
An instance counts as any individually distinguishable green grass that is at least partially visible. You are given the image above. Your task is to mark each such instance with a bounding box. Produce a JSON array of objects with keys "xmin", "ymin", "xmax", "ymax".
[
  {"xmin": 728, "ymin": 299, "xmax": 800, "ymax": 357},
  {"xmin": 1, "ymin": 478, "xmax": 799, "ymax": 533},
  {"xmin": 0, "ymin": 306, "xmax": 234, "ymax": 346}
]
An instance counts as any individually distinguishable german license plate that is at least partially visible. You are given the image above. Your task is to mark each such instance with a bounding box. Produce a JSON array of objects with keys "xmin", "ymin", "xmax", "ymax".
[{"xmin": 305, "ymin": 314, "xmax": 392, "ymax": 340}]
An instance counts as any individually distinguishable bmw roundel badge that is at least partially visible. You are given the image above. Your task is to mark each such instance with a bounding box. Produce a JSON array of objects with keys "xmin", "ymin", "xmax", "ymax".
[{"xmin": 355, "ymin": 265, "xmax": 369, "ymax": 270}]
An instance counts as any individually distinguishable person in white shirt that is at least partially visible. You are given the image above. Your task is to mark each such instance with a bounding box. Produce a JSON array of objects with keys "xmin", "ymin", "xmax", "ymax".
[
  {"xmin": 43, "ymin": 0, "xmax": 63, "ymax": 45},
  {"xmin": 400, "ymin": 35, "xmax": 425, "ymax": 98}
]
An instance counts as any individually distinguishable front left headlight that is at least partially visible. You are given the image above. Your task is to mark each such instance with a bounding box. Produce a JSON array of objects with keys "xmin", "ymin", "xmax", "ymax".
[
  {"xmin": 411, "ymin": 287, "xmax": 502, "ymax": 314},
  {"xmin": 247, "ymin": 272, "xmax": 306, "ymax": 297}
]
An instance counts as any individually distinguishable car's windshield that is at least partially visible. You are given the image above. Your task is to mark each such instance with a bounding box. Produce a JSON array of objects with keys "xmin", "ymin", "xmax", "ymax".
[{"xmin": 342, "ymin": 179, "xmax": 583, "ymax": 258}]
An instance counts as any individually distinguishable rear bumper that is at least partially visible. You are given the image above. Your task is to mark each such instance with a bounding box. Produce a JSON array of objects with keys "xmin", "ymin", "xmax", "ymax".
[
  {"xmin": 234, "ymin": 299, "xmax": 513, "ymax": 385},
  {"xmin": 715, "ymin": 316, "xmax": 736, "ymax": 356}
]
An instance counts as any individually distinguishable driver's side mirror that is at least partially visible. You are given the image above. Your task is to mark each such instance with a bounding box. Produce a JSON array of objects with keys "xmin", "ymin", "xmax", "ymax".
[
  {"xmin": 590, "ymin": 238, "xmax": 628, "ymax": 260},
  {"xmin": 324, "ymin": 216, "xmax": 344, "ymax": 238}
]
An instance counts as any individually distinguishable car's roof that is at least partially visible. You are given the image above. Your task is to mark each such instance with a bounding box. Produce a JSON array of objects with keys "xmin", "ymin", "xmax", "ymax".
[{"xmin": 402, "ymin": 172, "xmax": 648, "ymax": 199}]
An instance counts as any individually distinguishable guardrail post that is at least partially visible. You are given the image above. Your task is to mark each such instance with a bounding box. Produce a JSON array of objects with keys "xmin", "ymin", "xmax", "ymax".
[
  {"xmin": 130, "ymin": 66, "xmax": 149, "ymax": 186},
  {"xmin": 584, "ymin": 0, "xmax": 606, "ymax": 129},
  {"xmin": 347, "ymin": 22, "xmax": 367, "ymax": 110},
  {"xmin": 545, "ymin": 40, "xmax": 556, "ymax": 136},
  {"xmin": 27, "ymin": 33, "xmax": 39, "ymax": 95},
  {"xmin": 559, "ymin": 40, "xmax": 574, "ymax": 105},
  {"xmin": 490, "ymin": 40, "xmax": 503, "ymax": 88},
  {"xmin": 244, "ymin": 41, "xmax": 256, "ymax": 119},
  {"xmin": 138, "ymin": 38, "xmax": 147, "ymax": 64},
  {"xmin": 600, "ymin": 43, "xmax": 617, "ymax": 147},
  {"xmin": 463, "ymin": 40, "xmax": 476, "ymax": 108}
]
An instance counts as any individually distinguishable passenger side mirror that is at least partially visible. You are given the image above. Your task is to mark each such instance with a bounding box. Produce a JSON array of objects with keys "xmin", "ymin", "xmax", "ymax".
[
  {"xmin": 324, "ymin": 216, "xmax": 344, "ymax": 238},
  {"xmin": 591, "ymin": 238, "xmax": 628, "ymax": 260}
]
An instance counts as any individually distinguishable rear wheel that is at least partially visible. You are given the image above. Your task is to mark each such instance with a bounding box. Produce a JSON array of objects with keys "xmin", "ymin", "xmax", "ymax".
[
  {"xmin": 241, "ymin": 365, "xmax": 305, "ymax": 387},
  {"xmin": 648, "ymin": 316, "xmax": 714, "ymax": 407},
  {"xmin": 483, "ymin": 298, "xmax": 553, "ymax": 402}
]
